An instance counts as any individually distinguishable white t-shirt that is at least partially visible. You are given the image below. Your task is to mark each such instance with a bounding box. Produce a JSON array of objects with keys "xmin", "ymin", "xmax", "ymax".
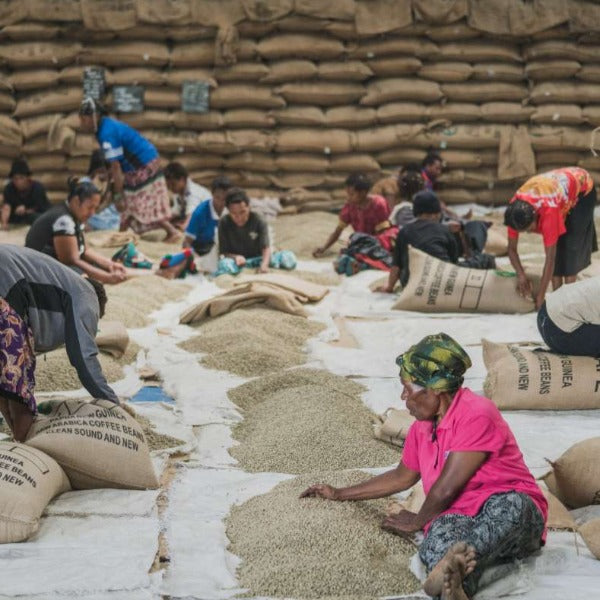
[{"xmin": 545, "ymin": 277, "xmax": 600, "ymax": 332}]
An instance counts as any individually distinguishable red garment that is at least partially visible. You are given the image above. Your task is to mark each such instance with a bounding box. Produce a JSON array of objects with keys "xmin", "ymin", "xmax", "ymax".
[
  {"xmin": 421, "ymin": 169, "xmax": 435, "ymax": 191},
  {"xmin": 402, "ymin": 387, "xmax": 548, "ymax": 540},
  {"xmin": 338, "ymin": 194, "xmax": 391, "ymax": 236},
  {"xmin": 507, "ymin": 167, "xmax": 594, "ymax": 247}
]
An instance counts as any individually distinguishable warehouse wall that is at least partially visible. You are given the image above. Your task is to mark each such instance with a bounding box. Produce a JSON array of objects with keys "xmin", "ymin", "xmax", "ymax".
[{"xmin": 1, "ymin": 0, "xmax": 600, "ymax": 211}]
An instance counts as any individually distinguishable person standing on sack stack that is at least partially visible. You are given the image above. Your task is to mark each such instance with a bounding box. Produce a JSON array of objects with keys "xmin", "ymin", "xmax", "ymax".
[
  {"xmin": 504, "ymin": 167, "xmax": 597, "ymax": 310},
  {"xmin": 301, "ymin": 333, "xmax": 547, "ymax": 600},
  {"xmin": 0, "ymin": 245, "xmax": 119, "ymax": 442},
  {"xmin": 78, "ymin": 97, "xmax": 180, "ymax": 243}
]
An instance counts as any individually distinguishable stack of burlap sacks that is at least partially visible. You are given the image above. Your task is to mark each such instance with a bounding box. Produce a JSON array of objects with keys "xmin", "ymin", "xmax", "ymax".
[{"xmin": 1, "ymin": 1, "xmax": 600, "ymax": 209}]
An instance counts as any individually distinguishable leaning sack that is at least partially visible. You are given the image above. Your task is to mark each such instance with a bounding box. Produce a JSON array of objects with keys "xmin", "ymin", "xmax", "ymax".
[
  {"xmin": 0, "ymin": 442, "xmax": 70, "ymax": 543},
  {"xmin": 373, "ymin": 409, "xmax": 414, "ymax": 447},
  {"xmin": 392, "ymin": 247, "xmax": 534, "ymax": 313},
  {"xmin": 483, "ymin": 339, "xmax": 600, "ymax": 410},
  {"xmin": 25, "ymin": 399, "xmax": 159, "ymax": 490}
]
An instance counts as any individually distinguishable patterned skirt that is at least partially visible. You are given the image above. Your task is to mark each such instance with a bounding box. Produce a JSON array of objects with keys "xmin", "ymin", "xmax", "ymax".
[
  {"xmin": 121, "ymin": 157, "xmax": 172, "ymax": 234},
  {"xmin": 0, "ymin": 297, "xmax": 37, "ymax": 414}
]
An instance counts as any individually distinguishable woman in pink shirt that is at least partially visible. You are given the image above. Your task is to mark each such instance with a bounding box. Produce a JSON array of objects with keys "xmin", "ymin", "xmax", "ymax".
[{"xmin": 302, "ymin": 333, "xmax": 547, "ymax": 600}]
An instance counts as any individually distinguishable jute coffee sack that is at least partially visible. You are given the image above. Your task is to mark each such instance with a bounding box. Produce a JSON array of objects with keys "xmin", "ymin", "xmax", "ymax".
[
  {"xmin": 373, "ymin": 409, "xmax": 415, "ymax": 448},
  {"xmin": 0, "ymin": 442, "xmax": 70, "ymax": 543},
  {"xmin": 580, "ymin": 518, "xmax": 600, "ymax": 559},
  {"xmin": 547, "ymin": 438, "xmax": 600, "ymax": 509},
  {"xmin": 25, "ymin": 399, "xmax": 159, "ymax": 491},
  {"xmin": 483, "ymin": 340, "xmax": 600, "ymax": 410},
  {"xmin": 392, "ymin": 248, "xmax": 534, "ymax": 314}
]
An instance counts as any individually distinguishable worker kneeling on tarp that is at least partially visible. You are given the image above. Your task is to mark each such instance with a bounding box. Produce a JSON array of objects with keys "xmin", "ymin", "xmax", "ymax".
[
  {"xmin": 302, "ymin": 333, "xmax": 547, "ymax": 600},
  {"xmin": 0, "ymin": 245, "xmax": 118, "ymax": 442}
]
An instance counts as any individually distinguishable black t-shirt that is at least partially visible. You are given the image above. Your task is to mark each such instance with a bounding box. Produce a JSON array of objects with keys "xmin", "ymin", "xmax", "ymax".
[
  {"xmin": 3, "ymin": 180, "xmax": 50, "ymax": 217},
  {"xmin": 218, "ymin": 211, "xmax": 269, "ymax": 258},
  {"xmin": 393, "ymin": 219, "xmax": 459, "ymax": 286},
  {"xmin": 25, "ymin": 203, "xmax": 86, "ymax": 260}
]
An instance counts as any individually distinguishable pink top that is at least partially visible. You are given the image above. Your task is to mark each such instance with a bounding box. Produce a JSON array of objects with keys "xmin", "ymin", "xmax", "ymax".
[
  {"xmin": 402, "ymin": 387, "xmax": 548, "ymax": 541},
  {"xmin": 339, "ymin": 194, "xmax": 391, "ymax": 235}
]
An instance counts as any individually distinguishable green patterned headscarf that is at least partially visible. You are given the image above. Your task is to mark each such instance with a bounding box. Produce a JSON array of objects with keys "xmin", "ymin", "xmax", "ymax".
[{"xmin": 396, "ymin": 333, "xmax": 472, "ymax": 392}]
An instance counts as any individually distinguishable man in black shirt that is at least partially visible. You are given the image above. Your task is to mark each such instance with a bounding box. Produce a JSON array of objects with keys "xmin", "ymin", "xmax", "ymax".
[
  {"xmin": 0, "ymin": 158, "xmax": 50, "ymax": 229},
  {"xmin": 377, "ymin": 191, "xmax": 495, "ymax": 292}
]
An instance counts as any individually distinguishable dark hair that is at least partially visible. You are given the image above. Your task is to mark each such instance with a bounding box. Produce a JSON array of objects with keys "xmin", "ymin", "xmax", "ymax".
[
  {"xmin": 211, "ymin": 174, "xmax": 234, "ymax": 193},
  {"xmin": 345, "ymin": 172, "xmax": 371, "ymax": 192},
  {"xmin": 225, "ymin": 187, "xmax": 249, "ymax": 208},
  {"xmin": 413, "ymin": 191, "xmax": 441, "ymax": 216},
  {"xmin": 67, "ymin": 176, "xmax": 99, "ymax": 202},
  {"xmin": 87, "ymin": 277, "xmax": 107, "ymax": 319},
  {"xmin": 80, "ymin": 96, "xmax": 107, "ymax": 117},
  {"xmin": 398, "ymin": 164, "xmax": 425, "ymax": 200},
  {"xmin": 87, "ymin": 149, "xmax": 109, "ymax": 176},
  {"xmin": 422, "ymin": 152, "xmax": 443, "ymax": 168},
  {"xmin": 504, "ymin": 199, "xmax": 536, "ymax": 231},
  {"xmin": 164, "ymin": 162, "xmax": 188, "ymax": 181},
  {"xmin": 9, "ymin": 158, "xmax": 32, "ymax": 178}
]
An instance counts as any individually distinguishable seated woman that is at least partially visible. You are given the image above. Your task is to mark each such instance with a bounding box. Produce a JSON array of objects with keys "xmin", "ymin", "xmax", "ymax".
[
  {"xmin": 215, "ymin": 187, "xmax": 296, "ymax": 276},
  {"xmin": 0, "ymin": 245, "xmax": 119, "ymax": 442},
  {"xmin": 538, "ymin": 276, "xmax": 600, "ymax": 356},
  {"xmin": 505, "ymin": 167, "xmax": 596, "ymax": 310},
  {"xmin": 0, "ymin": 158, "xmax": 50, "ymax": 230},
  {"xmin": 86, "ymin": 150, "xmax": 120, "ymax": 231},
  {"xmin": 377, "ymin": 191, "xmax": 495, "ymax": 293},
  {"xmin": 313, "ymin": 173, "xmax": 396, "ymax": 258},
  {"xmin": 301, "ymin": 333, "xmax": 547, "ymax": 600},
  {"xmin": 25, "ymin": 178, "xmax": 127, "ymax": 285}
]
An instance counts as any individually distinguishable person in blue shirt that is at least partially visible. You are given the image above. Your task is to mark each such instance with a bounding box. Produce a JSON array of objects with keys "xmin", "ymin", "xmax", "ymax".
[
  {"xmin": 182, "ymin": 175, "xmax": 232, "ymax": 272},
  {"xmin": 79, "ymin": 97, "xmax": 180, "ymax": 242}
]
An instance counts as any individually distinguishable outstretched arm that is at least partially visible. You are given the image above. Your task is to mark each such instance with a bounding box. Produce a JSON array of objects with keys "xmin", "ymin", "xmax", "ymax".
[{"xmin": 313, "ymin": 224, "xmax": 345, "ymax": 257}]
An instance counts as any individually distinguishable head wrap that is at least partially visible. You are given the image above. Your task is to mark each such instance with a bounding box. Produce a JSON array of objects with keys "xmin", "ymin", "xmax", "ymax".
[
  {"xmin": 9, "ymin": 158, "xmax": 32, "ymax": 177},
  {"xmin": 396, "ymin": 333, "xmax": 472, "ymax": 391},
  {"xmin": 504, "ymin": 199, "xmax": 535, "ymax": 231},
  {"xmin": 413, "ymin": 190, "xmax": 441, "ymax": 216}
]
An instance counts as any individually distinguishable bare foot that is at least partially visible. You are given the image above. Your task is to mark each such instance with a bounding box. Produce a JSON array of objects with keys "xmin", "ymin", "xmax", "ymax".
[
  {"xmin": 424, "ymin": 542, "xmax": 477, "ymax": 598},
  {"xmin": 441, "ymin": 545, "xmax": 476, "ymax": 600}
]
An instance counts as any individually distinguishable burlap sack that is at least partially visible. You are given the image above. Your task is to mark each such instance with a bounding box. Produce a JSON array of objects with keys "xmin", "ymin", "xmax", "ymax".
[
  {"xmin": 550, "ymin": 438, "xmax": 600, "ymax": 508},
  {"xmin": 373, "ymin": 409, "xmax": 415, "ymax": 448},
  {"xmin": 0, "ymin": 90, "xmax": 15, "ymax": 112},
  {"xmin": 215, "ymin": 62, "xmax": 269, "ymax": 82},
  {"xmin": 96, "ymin": 320, "xmax": 130, "ymax": 359},
  {"xmin": 2, "ymin": 22, "xmax": 62, "ymax": 40},
  {"xmin": 483, "ymin": 340, "xmax": 600, "ymax": 410},
  {"xmin": 525, "ymin": 60, "xmax": 581, "ymax": 81},
  {"xmin": 27, "ymin": 154, "xmax": 66, "ymax": 173},
  {"xmin": 524, "ymin": 41, "xmax": 600, "ymax": 63},
  {"xmin": 428, "ymin": 103, "xmax": 481, "ymax": 122},
  {"xmin": 271, "ymin": 106, "xmax": 325, "ymax": 126},
  {"xmin": 413, "ymin": 124, "xmax": 505, "ymax": 150},
  {"xmin": 276, "ymin": 82, "xmax": 365, "ymax": 106},
  {"xmin": 377, "ymin": 148, "xmax": 424, "ymax": 167},
  {"xmin": 531, "ymin": 105, "xmax": 584, "ymax": 125},
  {"xmin": 442, "ymin": 82, "xmax": 527, "ymax": 102},
  {"xmin": 25, "ymin": 399, "xmax": 159, "ymax": 490},
  {"xmin": 498, "ymin": 125, "xmax": 536, "ymax": 180},
  {"xmin": 144, "ymin": 87, "xmax": 180, "ymax": 110},
  {"xmin": 392, "ymin": 248, "xmax": 534, "ymax": 314},
  {"xmin": 484, "ymin": 228, "xmax": 508, "ymax": 256},
  {"xmin": 211, "ymin": 84, "xmax": 285, "ymax": 109},
  {"xmin": 223, "ymin": 109, "xmax": 275, "ymax": 128},
  {"xmin": 276, "ymin": 128, "xmax": 353, "ymax": 153},
  {"xmin": 350, "ymin": 38, "xmax": 438, "ymax": 60},
  {"xmin": 269, "ymin": 173, "xmax": 325, "ymax": 188},
  {"xmin": 538, "ymin": 150, "xmax": 581, "ymax": 167},
  {"xmin": 378, "ymin": 103, "xmax": 428, "ymax": 123},
  {"xmin": 367, "ymin": 57, "xmax": 422, "ymax": 77},
  {"xmin": 437, "ymin": 41, "xmax": 521, "ymax": 62},
  {"xmin": 80, "ymin": 42, "xmax": 169, "ymax": 67},
  {"xmin": 361, "ymin": 78, "xmax": 443, "ymax": 105},
  {"xmin": 165, "ymin": 68, "xmax": 216, "ymax": 87},
  {"xmin": 260, "ymin": 59, "xmax": 318, "ymax": 83},
  {"xmin": 355, "ymin": 125, "xmax": 423, "ymax": 153},
  {"xmin": 355, "ymin": 0, "xmax": 411, "ymax": 35},
  {"xmin": 109, "ymin": 68, "xmax": 167, "ymax": 86},
  {"xmin": 7, "ymin": 70, "xmax": 60, "ymax": 92},
  {"xmin": 0, "ymin": 42, "xmax": 81, "ymax": 68},
  {"xmin": 257, "ymin": 34, "xmax": 344, "ymax": 60},
  {"xmin": 136, "ymin": 0, "xmax": 192, "ymax": 25},
  {"xmin": 172, "ymin": 111, "xmax": 224, "ymax": 130},
  {"xmin": 330, "ymin": 154, "xmax": 380, "ymax": 172},
  {"xmin": 480, "ymin": 102, "xmax": 535, "ymax": 123},
  {"xmin": 171, "ymin": 153, "xmax": 224, "ymax": 170},
  {"xmin": 0, "ymin": 116, "xmax": 23, "ymax": 149},
  {"xmin": 318, "ymin": 61, "xmax": 374, "ymax": 81},
  {"xmin": 226, "ymin": 152, "xmax": 276, "ymax": 172},
  {"xmin": 80, "ymin": 0, "xmax": 137, "ymax": 31},
  {"xmin": 0, "ymin": 442, "xmax": 70, "ymax": 543},
  {"xmin": 121, "ymin": 111, "xmax": 173, "ymax": 130},
  {"xmin": 276, "ymin": 153, "xmax": 329, "ymax": 172},
  {"xmin": 419, "ymin": 62, "xmax": 473, "ymax": 82},
  {"xmin": 14, "ymin": 87, "xmax": 82, "ymax": 118},
  {"xmin": 325, "ymin": 107, "xmax": 377, "ymax": 128},
  {"xmin": 471, "ymin": 62, "xmax": 525, "ymax": 82},
  {"xmin": 143, "ymin": 130, "xmax": 198, "ymax": 153},
  {"xmin": 576, "ymin": 64, "xmax": 600, "ymax": 83},
  {"xmin": 531, "ymin": 82, "xmax": 600, "ymax": 105},
  {"xmin": 529, "ymin": 125, "xmax": 590, "ymax": 151},
  {"xmin": 580, "ymin": 518, "xmax": 600, "ymax": 559},
  {"xmin": 543, "ymin": 489, "xmax": 577, "ymax": 531}
]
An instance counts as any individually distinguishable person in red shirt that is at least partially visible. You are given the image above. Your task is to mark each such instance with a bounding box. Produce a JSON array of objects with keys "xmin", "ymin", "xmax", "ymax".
[
  {"xmin": 313, "ymin": 173, "xmax": 395, "ymax": 258},
  {"xmin": 301, "ymin": 333, "xmax": 547, "ymax": 600},
  {"xmin": 504, "ymin": 167, "xmax": 597, "ymax": 309}
]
